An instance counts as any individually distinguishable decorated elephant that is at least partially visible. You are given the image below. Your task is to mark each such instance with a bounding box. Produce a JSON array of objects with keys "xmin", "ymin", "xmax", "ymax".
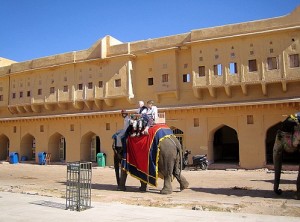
[
  {"xmin": 112, "ymin": 124, "xmax": 189, "ymax": 194},
  {"xmin": 273, "ymin": 115, "xmax": 300, "ymax": 199}
]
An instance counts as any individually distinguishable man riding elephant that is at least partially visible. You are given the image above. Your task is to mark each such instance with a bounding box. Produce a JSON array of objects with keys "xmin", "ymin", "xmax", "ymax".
[{"xmin": 112, "ymin": 108, "xmax": 189, "ymax": 194}]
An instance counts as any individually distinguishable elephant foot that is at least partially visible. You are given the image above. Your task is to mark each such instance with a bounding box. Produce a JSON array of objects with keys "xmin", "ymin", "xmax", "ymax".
[
  {"xmin": 160, "ymin": 188, "xmax": 172, "ymax": 195},
  {"xmin": 139, "ymin": 181, "xmax": 148, "ymax": 192},
  {"xmin": 139, "ymin": 186, "xmax": 147, "ymax": 192},
  {"xmin": 117, "ymin": 186, "xmax": 126, "ymax": 191},
  {"xmin": 274, "ymin": 188, "xmax": 282, "ymax": 195},
  {"xmin": 180, "ymin": 181, "xmax": 189, "ymax": 191}
]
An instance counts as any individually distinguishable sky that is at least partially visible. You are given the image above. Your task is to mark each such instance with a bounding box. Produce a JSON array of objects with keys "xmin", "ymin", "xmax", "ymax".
[{"xmin": 1, "ymin": 0, "xmax": 300, "ymax": 62}]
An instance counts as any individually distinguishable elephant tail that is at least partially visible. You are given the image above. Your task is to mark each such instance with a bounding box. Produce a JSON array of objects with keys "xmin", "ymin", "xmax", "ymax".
[
  {"xmin": 178, "ymin": 141, "xmax": 183, "ymax": 173},
  {"xmin": 169, "ymin": 135, "xmax": 183, "ymax": 174}
]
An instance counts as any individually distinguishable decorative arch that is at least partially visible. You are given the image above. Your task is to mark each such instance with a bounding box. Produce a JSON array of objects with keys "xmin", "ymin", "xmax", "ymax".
[
  {"xmin": 211, "ymin": 125, "xmax": 239, "ymax": 163},
  {"xmin": 265, "ymin": 122, "xmax": 298, "ymax": 164},
  {"xmin": 0, "ymin": 134, "xmax": 9, "ymax": 161},
  {"xmin": 48, "ymin": 132, "xmax": 66, "ymax": 162},
  {"xmin": 20, "ymin": 133, "xmax": 35, "ymax": 160},
  {"xmin": 208, "ymin": 124, "xmax": 238, "ymax": 142},
  {"xmin": 80, "ymin": 131, "xmax": 101, "ymax": 162}
]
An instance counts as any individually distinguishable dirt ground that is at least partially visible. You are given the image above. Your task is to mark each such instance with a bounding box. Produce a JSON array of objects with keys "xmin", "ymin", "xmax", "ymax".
[{"xmin": 0, "ymin": 161, "xmax": 300, "ymax": 217}]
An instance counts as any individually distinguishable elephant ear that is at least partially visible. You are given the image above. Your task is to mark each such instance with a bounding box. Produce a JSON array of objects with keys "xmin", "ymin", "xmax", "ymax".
[
  {"xmin": 276, "ymin": 131, "xmax": 283, "ymax": 140},
  {"xmin": 292, "ymin": 127, "xmax": 300, "ymax": 147}
]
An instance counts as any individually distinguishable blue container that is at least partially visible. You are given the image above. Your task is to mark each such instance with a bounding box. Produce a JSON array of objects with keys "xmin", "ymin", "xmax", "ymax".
[
  {"xmin": 21, "ymin": 156, "xmax": 28, "ymax": 161},
  {"xmin": 9, "ymin": 152, "xmax": 19, "ymax": 164},
  {"xmin": 38, "ymin": 152, "xmax": 46, "ymax": 165}
]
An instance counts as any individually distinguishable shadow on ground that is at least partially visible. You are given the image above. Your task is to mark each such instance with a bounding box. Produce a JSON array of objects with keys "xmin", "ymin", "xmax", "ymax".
[{"xmin": 189, "ymin": 186, "xmax": 296, "ymax": 199}]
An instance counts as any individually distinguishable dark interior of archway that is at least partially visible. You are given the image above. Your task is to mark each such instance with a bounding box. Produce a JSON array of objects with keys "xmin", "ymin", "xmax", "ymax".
[
  {"xmin": 213, "ymin": 126, "xmax": 239, "ymax": 163},
  {"xmin": 266, "ymin": 122, "xmax": 298, "ymax": 165},
  {"xmin": 0, "ymin": 136, "xmax": 9, "ymax": 160},
  {"xmin": 96, "ymin": 136, "xmax": 101, "ymax": 154}
]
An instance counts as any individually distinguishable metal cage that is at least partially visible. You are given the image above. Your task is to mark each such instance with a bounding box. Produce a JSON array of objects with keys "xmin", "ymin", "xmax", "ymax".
[{"xmin": 66, "ymin": 162, "xmax": 92, "ymax": 211}]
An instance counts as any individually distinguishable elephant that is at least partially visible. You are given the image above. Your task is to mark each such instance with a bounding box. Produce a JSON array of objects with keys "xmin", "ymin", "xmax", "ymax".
[
  {"xmin": 112, "ymin": 134, "xmax": 189, "ymax": 194},
  {"xmin": 273, "ymin": 124, "xmax": 300, "ymax": 199}
]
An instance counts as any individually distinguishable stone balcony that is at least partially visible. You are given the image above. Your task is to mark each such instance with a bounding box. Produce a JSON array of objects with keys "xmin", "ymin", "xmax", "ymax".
[
  {"xmin": 192, "ymin": 63, "xmax": 300, "ymax": 98},
  {"xmin": 7, "ymin": 85, "xmax": 131, "ymax": 114}
]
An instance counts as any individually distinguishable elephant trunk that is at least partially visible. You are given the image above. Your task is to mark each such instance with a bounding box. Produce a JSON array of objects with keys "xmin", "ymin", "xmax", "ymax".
[
  {"xmin": 273, "ymin": 132, "xmax": 283, "ymax": 195},
  {"xmin": 114, "ymin": 153, "xmax": 120, "ymax": 186},
  {"xmin": 117, "ymin": 169, "xmax": 127, "ymax": 191}
]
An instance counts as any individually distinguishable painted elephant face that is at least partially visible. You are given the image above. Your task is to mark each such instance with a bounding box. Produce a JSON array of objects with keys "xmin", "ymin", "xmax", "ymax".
[{"xmin": 292, "ymin": 125, "xmax": 300, "ymax": 147}]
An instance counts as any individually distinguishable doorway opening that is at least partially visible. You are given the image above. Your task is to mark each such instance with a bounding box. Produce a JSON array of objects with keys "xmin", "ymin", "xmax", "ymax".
[{"xmin": 213, "ymin": 125, "xmax": 239, "ymax": 163}]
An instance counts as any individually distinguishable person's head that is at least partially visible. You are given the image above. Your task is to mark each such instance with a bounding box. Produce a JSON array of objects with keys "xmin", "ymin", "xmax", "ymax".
[
  {"xmin": 121, "ymin": 109, "xmax": 128, "ymax": 118},
  {"xmin": 138, "ymin": 101, "xmax": 144, "ymax": 108},
  {"xmin": 147, "ymin": 100, "xmax": 154, "ymax": 108}
]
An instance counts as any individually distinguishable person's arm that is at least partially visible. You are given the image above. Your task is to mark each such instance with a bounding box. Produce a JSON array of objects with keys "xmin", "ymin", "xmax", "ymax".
[{"xmin": 153, "ymin": 106, "xmax": 158, "ymax": 122}]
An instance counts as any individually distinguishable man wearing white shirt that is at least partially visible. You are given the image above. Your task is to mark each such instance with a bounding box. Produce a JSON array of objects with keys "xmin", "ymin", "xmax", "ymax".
[
  {"xmin": 132, "ymin": 101, "xmax": 148, "ymax": 136},
  {"xmin": 143, "ymin": 100, "xmax": 158, "ymax": 135}
]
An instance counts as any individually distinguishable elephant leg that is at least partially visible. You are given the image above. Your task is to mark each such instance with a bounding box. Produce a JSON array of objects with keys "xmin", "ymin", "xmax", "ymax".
[
  {"xmin": 173, "ymin": 173, "xmax": 189, "ymax": 191},
  {"xmin": 117, "ymin": 169, "xmax": 127, "ymax": 191},
  {"xmin": 158, "ymin": 155, "xmax": 173, "ymax": 194},
  {"xmin": 273, "ymin": 139, "xmax": 283, "ymax": 195},
  {"xmin": 139, "ymin": 181, "xmax": 148, "ymax": 192},
  {"xmin": 160, "ymin": 174, "xmax": 173, "ymax": 194},
  {"xmin": 297, "ymin": 164, "xmax": 300, "ymax": 200},
  {"xmin": 173, "ymin": 162, "xmax": 189, "ymax": 191}
]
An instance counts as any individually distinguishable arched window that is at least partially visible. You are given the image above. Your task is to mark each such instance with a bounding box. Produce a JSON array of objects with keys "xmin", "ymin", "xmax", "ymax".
[{"xmin": 170, "ymin": 127, "xmax": 184, "ymax": 146}]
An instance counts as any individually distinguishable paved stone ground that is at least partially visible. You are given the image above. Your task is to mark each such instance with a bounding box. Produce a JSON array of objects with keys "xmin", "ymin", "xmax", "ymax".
[
  {"xmin": 2, "ymin": 191, "xmax": 300, "ymax": 222},
  {"xmin": 0, "ymin": 161, "xmax": 300, "ymax": 217}
]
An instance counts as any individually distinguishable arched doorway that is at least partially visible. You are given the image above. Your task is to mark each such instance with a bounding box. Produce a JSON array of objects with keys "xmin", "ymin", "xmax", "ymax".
[
  {"xmin": 0, "ymin": 134, "xmax": 9, "ymax": 160},
  {"xmin": 213, "ymin": 125, "xmax": 239, "ymax": 163},
  {"xmin": 49, "ymin": 133, "xmax": 66, "ymax": 162},
  {"xmin": 266, "ymin": 123, "xmax": 298, "ymax": 164},
  {"xmin": 81, "ymin": 132, "xmax": 101, "ymax": 162},
  {"xmin": 20, "ymin": 134, "xmax": 35, "ymax": 160}
]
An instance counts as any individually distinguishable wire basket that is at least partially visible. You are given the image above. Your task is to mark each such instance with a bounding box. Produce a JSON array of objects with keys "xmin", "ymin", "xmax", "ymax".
[{"xmin": 66, "ymin": 162, "xmax": 92, "ymax": 211}]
